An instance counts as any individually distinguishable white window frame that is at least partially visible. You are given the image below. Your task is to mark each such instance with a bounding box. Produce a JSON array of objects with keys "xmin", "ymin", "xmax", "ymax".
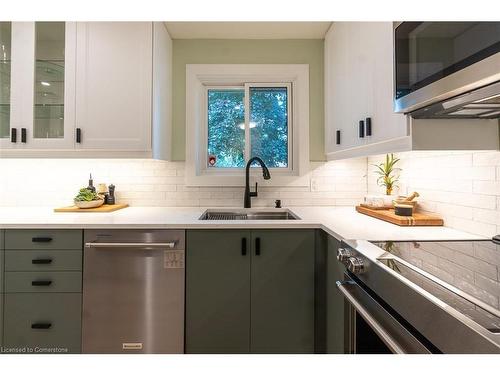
[{"xmin": 186, "ymin": 64, "xmax": 309, "ymax": 187}]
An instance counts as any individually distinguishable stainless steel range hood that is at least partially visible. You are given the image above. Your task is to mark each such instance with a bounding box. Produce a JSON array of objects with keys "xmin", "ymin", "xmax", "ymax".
[
  {"xmin": 410, "ymin": 80, "xmax": 500, "ymax": 119},
  {"xmin": 394, "ymin": 22, "xmax": 500, "ymax": 119}
]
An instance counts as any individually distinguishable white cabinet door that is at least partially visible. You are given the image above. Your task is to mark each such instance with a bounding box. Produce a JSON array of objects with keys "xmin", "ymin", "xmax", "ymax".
[
  {"xmin": 325, "ymin": 23, "xmax": 359, "ymax": 154},
  {"xmin": 368, "ymin": 22, "xmax": 408, "ymax": 145},
  {"xmin": 1, "ymin": 22, "xmax": 77, "ymax": 151},
  {"xmin": 325, "ymin": 22, "xmax": 409, "ymax": 160},
  {"xmin": 28, "ymin": 22, "xmax": 77, "ymax": 149},
  {"xmin": 75, "ymin": 22, "xmax": 152, "ymax": 151},
  {"xmin": 325, "ymin": 22, "xmax": 373, "ymax": 154},
  {"xmin": 0, "ymin": 22, "xmax": 33, "ymax": 150}
]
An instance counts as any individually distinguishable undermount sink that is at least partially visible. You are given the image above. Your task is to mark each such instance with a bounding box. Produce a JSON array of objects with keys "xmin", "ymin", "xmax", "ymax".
[{"xmin": 199, "ymin": 209, "xmax": 300, "ymax": 221}]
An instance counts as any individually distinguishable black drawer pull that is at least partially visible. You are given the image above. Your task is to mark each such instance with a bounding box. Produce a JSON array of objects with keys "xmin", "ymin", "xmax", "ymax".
[
  {"xmin": 11, "ymin": 128, "xmax": 17, "ymax": 143},
  {"xmin": 255, "ymin": 237, "xmax": 261, "ymax": 256},
  {"xmin": 21, "ymin": 127, "xmax": 27, "ymax": 143},
  {"xmin": 76, "ymin": 127, "xmax": 81, "ymax": 143},
  {"xmin": 359, "ymin": 120, "xmax": 365, "ymax": 138},
  {"xmin": 31, "ymin": 323, "xmax": 52, "ymax": 330},
  {"xmin": 32, "ymin": 280, "xmax": 52, "ymax": 286},
  {"xmin": 241, "ymin": 238, "xmax": 247, "ymax": 256},
  {"xmin": 32, "ymin": 258, "xmax": 53, "ymax": 265},
  {"xmin": 32, "ymin": 236, "xmax": 53, "ymax": 243},
  {"xmin": 366, "ymin": 117, "xmax": 372, "ymax": 136}
]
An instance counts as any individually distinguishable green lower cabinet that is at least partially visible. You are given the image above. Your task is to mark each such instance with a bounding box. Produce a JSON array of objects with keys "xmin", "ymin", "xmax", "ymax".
[
  {"xmin": 186, "ymin": 229, "xmax": 315, "ymax": 354},
  {"xmin": 326, "ymin": 235, "xmax": 347, "ymax": 353},
  {"xmin": 3, "ymin": 293, "xmax": 82, "ymax": 353},
  {"xmin": 250, "ymin": 230, "xmax": 315, "ymax": 353},
  {"xmin": 186, "ymin": 230, "xmax": 251, "ymax": 354},
  {"xmin": 1, "ymin": 229, "xmax": 83, "ymax": 354}
]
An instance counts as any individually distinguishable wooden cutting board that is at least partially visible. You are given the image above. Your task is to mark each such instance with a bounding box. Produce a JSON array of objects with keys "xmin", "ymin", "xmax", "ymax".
[
  {"xmin": 356, "ymin": 205, "xmax": 443, "ymax": 226},
  {"xmin": 54, "ymin": 204, "xmax": 129, "ymax": 213}
]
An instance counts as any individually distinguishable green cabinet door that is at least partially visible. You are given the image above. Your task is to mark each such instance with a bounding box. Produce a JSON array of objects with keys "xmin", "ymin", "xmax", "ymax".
[
  {"xmin": 250, "ymin": 229, "xmax": 315, "ymax": 353},
  {"xmin": 326, "ymin": 235, "xmax": 347, "ymax": 353},
  {"xmin": 3, "ymin": 293, "xmax": 82, "ymax": 353},
  {"xmin": 186, "ymin": 230, "xmax": 251, "ymax": 354}
]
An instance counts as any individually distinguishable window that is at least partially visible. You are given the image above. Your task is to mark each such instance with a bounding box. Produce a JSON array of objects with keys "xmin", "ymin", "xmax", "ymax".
[
  {"xmin": 206, "ymin": 84, "xmax": 291, "ymax": 169},
  {"xmin": 186, "ymin": 64, "xmax": 309, "ymax": 186}
]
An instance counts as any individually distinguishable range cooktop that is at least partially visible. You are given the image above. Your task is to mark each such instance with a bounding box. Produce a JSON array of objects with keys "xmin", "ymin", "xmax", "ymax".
[{"xmin": 372, "ymin": 238, "xmax": 500, "ymax": 334}]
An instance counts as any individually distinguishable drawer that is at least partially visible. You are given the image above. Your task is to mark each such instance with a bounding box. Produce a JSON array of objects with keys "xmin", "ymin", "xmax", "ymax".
[
  {"xmin": 5, "ymin": 271, "xmax": 82, "ymax": 293},
  {"xmin": 5, "ymin": 230, "xmax": 82, "ymax": 250},
  {"xmin": 3, "ymin": 293, "xmax": 82, "ymax": 353},
  {"xmin": 5, "ymin": 250, "xmax": 82, "ymax": 272}
]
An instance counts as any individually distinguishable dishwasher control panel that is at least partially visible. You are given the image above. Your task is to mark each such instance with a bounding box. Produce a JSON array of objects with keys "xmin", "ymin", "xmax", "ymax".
[{"xmin": 164, "ymin": 250, "xmax": 185, "ymax": 269}]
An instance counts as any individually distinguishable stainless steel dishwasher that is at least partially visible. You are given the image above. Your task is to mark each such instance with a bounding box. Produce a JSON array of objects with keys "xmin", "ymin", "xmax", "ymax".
[{"xmin": 82, "ymin": 229, "xmax": 185, "ymax": 353}]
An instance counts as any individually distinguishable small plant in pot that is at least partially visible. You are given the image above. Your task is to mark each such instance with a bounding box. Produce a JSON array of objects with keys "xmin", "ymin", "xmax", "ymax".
[
  {"xmin": 372, "ymin": 153, "xmax": 400, "ymax": 196},
  {"xmin": 74, "ymin": 188, "xmax": 104, "ymax": 209}
]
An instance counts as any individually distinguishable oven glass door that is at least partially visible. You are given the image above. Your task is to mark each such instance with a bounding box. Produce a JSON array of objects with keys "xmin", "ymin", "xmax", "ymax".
[
  {"xmin": 338, "ymin": 273, "xmax": 434, "ymax": 354},
  {"xmin": 395, "ymin": 22, "xmax": 500, "ymax": 100}
]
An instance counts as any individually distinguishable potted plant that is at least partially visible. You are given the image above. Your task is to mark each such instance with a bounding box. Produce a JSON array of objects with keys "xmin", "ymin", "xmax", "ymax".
[
  {"xmin": 372, "ymin": 153, "xmax": 400, "ymax": 196},
  {"xmin": 74, "ymin": 188, "xmax": 104, "ymax": 209}
]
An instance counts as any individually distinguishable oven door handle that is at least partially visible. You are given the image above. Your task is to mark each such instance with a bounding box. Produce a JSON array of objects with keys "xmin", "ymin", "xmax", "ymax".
[{"xmin": 337, "ymin": 280, "xmax": 409, "ymax": 354}]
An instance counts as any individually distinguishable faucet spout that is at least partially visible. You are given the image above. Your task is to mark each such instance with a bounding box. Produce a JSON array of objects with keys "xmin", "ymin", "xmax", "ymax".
[{"xmin": 244, "ymin": 157, "xmax": 271, "ymax": 208}]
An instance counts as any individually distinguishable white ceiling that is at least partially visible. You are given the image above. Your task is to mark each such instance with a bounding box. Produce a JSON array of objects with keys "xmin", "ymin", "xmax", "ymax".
[{"xmin": 164, "ymin": 22, "xmax": 332, "ymax": 39}]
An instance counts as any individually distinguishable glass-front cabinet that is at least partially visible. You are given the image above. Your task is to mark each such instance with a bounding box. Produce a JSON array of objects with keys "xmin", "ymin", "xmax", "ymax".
[
  {"xmin": 0, "ymin": 22, "xmax": 12, "ymax": 143},
  {"xmin": 0, "ymin": 22, "xmax": 76, "ymax": 150}
]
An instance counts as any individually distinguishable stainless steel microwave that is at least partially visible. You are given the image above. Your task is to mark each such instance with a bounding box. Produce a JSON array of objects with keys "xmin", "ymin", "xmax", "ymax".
[{"xmin": 393, "ymin": 22, "xmax": 500, "ymax": 119}]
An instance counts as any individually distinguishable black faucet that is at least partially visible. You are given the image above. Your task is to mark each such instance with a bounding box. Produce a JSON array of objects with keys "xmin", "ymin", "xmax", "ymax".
[{"xmin": 244, "ymin": 156, "xmax": 271, "ymax": 208}]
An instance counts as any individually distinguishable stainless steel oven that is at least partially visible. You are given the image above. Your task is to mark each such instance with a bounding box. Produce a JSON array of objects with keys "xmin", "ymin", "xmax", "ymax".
[
  {"xmin": 393, "ymin": 22, "xmax": 500, "ymax": 118},
  {"xmin": 336, "ymin": 239, "xmax": 500, "ymax": 354},
  {"xmin": 337, "ymin": 272, "xmax": 432, "ymax": 354}
]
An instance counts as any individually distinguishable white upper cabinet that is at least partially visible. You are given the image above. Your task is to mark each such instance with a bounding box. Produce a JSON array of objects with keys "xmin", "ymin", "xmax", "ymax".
[
  {"xmin": 0, "ymin": 22, "xmax": 76, "ymax": 151},
  {"xmin": 1, "ymin": 22, "xmax": 172, "ymax": 158},
  {"xmin": 325, "ymin": 22, "xmax": 409, "ymax": 160},
  {"xmin": 75, "ymin": 22, "xmax": 153, "ymax": 153}
]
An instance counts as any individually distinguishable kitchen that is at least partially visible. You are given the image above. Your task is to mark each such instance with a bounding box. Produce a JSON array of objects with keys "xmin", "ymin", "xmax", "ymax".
[{"xmin": 1, "ymin": 0, "xmax": 500, "ymax": 373}]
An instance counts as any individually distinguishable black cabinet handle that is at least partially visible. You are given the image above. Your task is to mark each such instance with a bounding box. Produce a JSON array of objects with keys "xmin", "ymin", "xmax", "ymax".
[
  {"xmin": 366, "ymin": 117, "xmax": 372, "ymax": 136},
  {"xmin": 255, "ymin": 237, "xmax": 261, "ymax": 256},
  {"xmin": 32, "ymin": 236, "xmax": 53, "ymax": 243},
  {"xmin": 21, "ymin": 127, "xmax": 27, "ymax": 143},
  {"xmin": 31, "ymin": 280, "xmax": 52, "ymax": 286},
  {"xmin": 76, "ymin": 128, "xmax": 81, "ymax": 143},
  {"xmin": 359, "ymin": 120, "xmax": 365, "ymax": 138},
  {"xmin": 32, "ymin": 258, "xmax": 53, "ymax": 265},
  {"xmin": 336, "ymin": 130, "xmax": 341, "ymax": 145},
  {"xmin": 241, "ymin": 238, "xmax": 247, "ymax": 256},
  {"xmin": 11, "ymin": 128, "xmax": 17, "ymax": 143},
  {"xmin": 31, "ymin": 323, "xmax": 52, "ymax": 330}
]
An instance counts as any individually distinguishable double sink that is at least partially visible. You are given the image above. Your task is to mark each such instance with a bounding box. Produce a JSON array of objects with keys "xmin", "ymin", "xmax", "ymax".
[{"xmin": 199, "ymin": 209, "xmax": 300, "ymax": 221}]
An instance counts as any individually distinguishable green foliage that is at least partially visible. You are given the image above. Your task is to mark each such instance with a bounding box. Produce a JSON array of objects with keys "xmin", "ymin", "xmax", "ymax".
[
  {"xmin": 207, "ymin": 87, "xmax": 288, "ymax": 168},
  {"xmin": 74, "ymin": 188, "xmax": 101, "ymax": 202},
  {"xmin": 372, "ymin": 153, "xmax": 401, "ymax": 195},
  {"xmin": 207, "ymin": 89, "xmax": 245, "ymax": 168},
  {"xmin": 250, "ymin": 87, "xmax": 288, "ymax": 168}
]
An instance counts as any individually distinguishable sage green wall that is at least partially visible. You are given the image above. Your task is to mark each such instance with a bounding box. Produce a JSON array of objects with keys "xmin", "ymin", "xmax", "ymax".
[{"xmin": 172, "ymin": 39, "xmax": 325, "ymax": 161}]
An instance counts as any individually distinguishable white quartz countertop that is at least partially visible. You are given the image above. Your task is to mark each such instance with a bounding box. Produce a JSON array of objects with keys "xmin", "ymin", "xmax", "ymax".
[{"xmin": 0, "ymin": 206, "xmax": 485, "ymax": 242}]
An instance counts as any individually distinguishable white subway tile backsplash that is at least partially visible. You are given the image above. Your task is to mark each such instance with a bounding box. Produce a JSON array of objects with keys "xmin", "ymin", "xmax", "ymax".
[
  {"xmin": 2, "ymin": 149, "xmax": 500, "ymax": 239},
  {"xmin": 473, "ymin": 152, "xmax": 500, "ymax": 166},
  {"xmin": 368, "ymin": 151, "xmax": 500, "ymax": 237},
  {"xmin": 473, "ymin": 180, "xmax": 500, "ymax": 195},
  {"xmin": 0, "ymin": 158, "xmax": 367, "ymax": 209}
]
